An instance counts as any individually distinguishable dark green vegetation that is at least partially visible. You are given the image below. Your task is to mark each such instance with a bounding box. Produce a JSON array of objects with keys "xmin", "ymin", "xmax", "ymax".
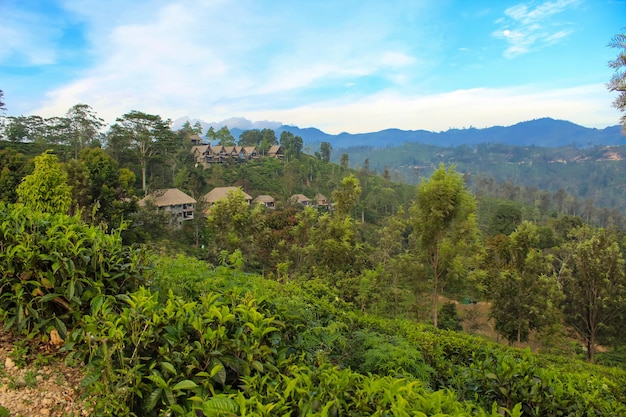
[
  {"xmin": 1, "ymin": 147, "xmax": 626, "ymax": 414},
  {"xmin": 3, "ymin": 67, "xmax": 626, "ymax": 413},
  {"xmin": 334, "ymin": 142, "xmax": 626, "ymax": 222}
]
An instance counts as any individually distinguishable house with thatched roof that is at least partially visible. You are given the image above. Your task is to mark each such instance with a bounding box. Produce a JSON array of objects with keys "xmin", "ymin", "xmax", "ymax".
[
  {"xmin": 189, "ymin": 134, "xmax": 203, "ymax": 146},
  {"xmin": 314, "ymin": 193, "xmax": 330, "ymax": 209},
  {"xmin": 241, "ymin": 146, "xmax": 260, "ymax": 161},
  {"xmin": 253, "ymin": 194, "xmax": 275, "ymax": 209},
  {"xmin": 290, "ymin": 194, "xmax": 312, "ymax": 206},
  {"xmin": 201, "ymin": 187, "xmax": 253, "ymax": 206},
  {"xmin": 268, "ymin": 145, "xmax": 284, "ymax": 159},
  {"xmin": 191, "ymin": 145, "xmax": 211, "ymax": 165},
  {"xmin": 138, "ymin": 188, "xmax": 196, "ymax": 226}
]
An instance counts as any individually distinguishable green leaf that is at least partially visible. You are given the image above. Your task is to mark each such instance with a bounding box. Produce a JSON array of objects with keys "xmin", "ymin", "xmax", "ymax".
[
  {"xmin": 160, "ymin": 361, "xmax": 176, "ymax": 376},
  {"xmin": 251, "ymin": 360, "xmax": 264, "ymax": 372},
  {"xmin": 172, "ymin": 380, "xmax": 198, "ymax": 390},
  {"xmin": 80, "ymin": 371, "xmax": 101, "ymax": 388},
  {"xmin": 53, "ymin": 317, "xmax": 67, "ymax": 340},
  {"xmin": 202, "ymin": 396, "xmax": 239, "ymax": 414},
  {"xmin": 90, "ymin": 294, "xmax": 105, "ymax": 315},
  {"xmin": 164, "ymin": 387, "xmax": 175, "ymax": 406},
  {"xmin": 145, "ymin": 388, "xmax": 162, "ymax": 412},
  {"xmin": 38, "ymin": 293, "xmax": 62, "ymax": 303}
]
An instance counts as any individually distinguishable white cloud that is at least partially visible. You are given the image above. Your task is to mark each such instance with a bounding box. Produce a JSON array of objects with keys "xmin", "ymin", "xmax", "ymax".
[
  {"xmin": 493, "ymin": 0, "xmax": 579, "ymax": 58},
  {"xmin": 19, "ymin": 0, "xmax": 616, "ymax": 136},
  {"xmin": 33, "ymin": 0, "xmax": 423, "ymax": 123}
]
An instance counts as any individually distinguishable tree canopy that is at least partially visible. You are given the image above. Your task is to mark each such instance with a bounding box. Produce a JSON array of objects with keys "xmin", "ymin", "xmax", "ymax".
[
  {"xmin": 608, "ymin": 31, "xmax": 626, "ymax": 130},
  {"xmin": 411, "ymin": 164, "xmax": 478, "ymax": 327},
  {"xmin": 16, "ymin": 151, "xmax": 72, "ymax": 214}
]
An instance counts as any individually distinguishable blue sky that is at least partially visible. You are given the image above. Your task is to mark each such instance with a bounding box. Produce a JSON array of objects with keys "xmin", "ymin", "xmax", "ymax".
[{"xmin": 1, "ymin": 0, "xmax": 625, "ymax": 133}]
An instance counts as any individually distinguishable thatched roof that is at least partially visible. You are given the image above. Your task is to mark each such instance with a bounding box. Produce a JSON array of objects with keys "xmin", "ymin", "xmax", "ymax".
[
  {"xmin": 253, "ymin": 194, "xmax": 275, "ymax": 204},
  {"xmin": 202, "ymin": 187, "xmax": 252, "ymax": 204},
  {"xmin": 138, "ymin": 188, "xmax": 196, "ymax": 207},
  {"xmin": 243, "ymin": 146, "xmax": 258, "ymax": 154},
  {"xmin": 314, "ymin": 193, "xmax": 329, "ymax": 205},
  {"xmin": 290, "ymin": 194, "xmax": 311, "ymax": 204},
  {"xmin": 191, "ymin": 145, "xmax": 210, "ymax": 155}
]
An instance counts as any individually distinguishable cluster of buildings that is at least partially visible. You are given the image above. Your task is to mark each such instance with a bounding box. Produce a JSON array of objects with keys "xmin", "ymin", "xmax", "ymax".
[
  {"xmin": 138, "ymin": 187, "xmax": 330, "ymax": 226},
  {"xmin": 138, "ymin": 138, "xmax": 327, "ymax": 226},
  {"xmin": 190, "ymin": 143, "xmax": 284, "ymax": 167}
]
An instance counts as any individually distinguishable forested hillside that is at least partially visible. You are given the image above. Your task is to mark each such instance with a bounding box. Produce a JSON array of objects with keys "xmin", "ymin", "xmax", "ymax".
[
  {"xmin": 334, "ymin": 141, "xmax": 626, "ymax": 220},
  {"xmin": 2, "ymin": 104, "xmax": 626, "ymax": 415}
]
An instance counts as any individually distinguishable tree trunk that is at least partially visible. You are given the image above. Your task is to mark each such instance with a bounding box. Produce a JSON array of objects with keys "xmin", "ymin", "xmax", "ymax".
[
  {"xmin": 587, "ymin": 333, "xmax": 596, "ymax": 363},
  {"xmin": 433, "ymin": 273, "xmax": 439, "ymax": 328},
  {"xmin": 141, "ymin": 163, "xmax": 147, "ymax": 195}
]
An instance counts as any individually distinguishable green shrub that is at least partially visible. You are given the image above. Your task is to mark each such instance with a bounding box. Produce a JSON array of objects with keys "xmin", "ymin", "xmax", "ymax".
[
  {"xmin": 0, "ymin": 203, "xmax": 150, "ymax": 339},
  {"xmin": 74, "ymin": 287, "xmax": 283, "ymax": 416}
]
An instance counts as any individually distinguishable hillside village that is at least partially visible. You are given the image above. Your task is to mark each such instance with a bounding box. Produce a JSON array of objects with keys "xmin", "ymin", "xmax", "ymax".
[
  {"xmin": 139, "ymin": 140, "xmax": 331, "ymax": 226},
  {"xmin": 139, "ymin": 186, "xmax": 331, "ymax": 227}
]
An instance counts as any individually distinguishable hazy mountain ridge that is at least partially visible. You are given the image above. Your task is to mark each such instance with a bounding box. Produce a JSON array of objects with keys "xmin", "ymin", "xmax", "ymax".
[{"xmin": 174, "ymin": 116, "xmax": 623, "ymax": 148}]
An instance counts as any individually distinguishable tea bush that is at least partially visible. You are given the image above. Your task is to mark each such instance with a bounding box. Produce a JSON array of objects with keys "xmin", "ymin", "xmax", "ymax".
[
  {"xmin": 74, "ymin": 287, "xmax": 283, "ymax": 415},
  {"xmin": 0, "ymin": 203, "xmax": 150, "ymax": 339}
]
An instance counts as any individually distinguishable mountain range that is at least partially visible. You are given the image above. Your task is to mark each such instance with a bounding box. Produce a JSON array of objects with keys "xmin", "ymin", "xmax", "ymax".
[{"xmin": 173, "ymin": 117, "xmax": 624, "ymax": 149}]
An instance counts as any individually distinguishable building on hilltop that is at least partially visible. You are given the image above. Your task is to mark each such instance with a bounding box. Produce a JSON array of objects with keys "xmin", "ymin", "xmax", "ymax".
[
  {"xmin": 268, "ymin": 145, "xmax": 284, "ymax": 159},
  {"xmin": 138, "ymin": 188, "xmax": 196, "ymax": 226},
  {"xmin": 201, "ymin": 186, "xmax": 253, "ymax": 207},
  {"xmin": 253, "ymin": 194, "xmax": 275, "ymax": 209},
  {"xmin": 314, "ymin": 193, "xmax": 330, "ymax": 209},
  {"xmin": 191, "ymin": 144, "xmax": 261, "ymax": 167},
  {"xmin": 290, "ymin": 194, "xmax": 312, "ymax": 206}
]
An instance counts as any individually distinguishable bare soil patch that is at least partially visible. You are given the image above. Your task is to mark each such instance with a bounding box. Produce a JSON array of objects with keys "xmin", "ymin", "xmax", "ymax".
[{"xmin": 0, "ymin": 331, "xmax": 92, "ymax": 417}]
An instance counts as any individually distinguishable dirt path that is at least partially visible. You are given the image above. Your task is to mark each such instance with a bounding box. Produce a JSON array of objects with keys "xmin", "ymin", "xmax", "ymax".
[{"xmin": 0, "ymin": 331, "xmax": 92, "ymax": 417}]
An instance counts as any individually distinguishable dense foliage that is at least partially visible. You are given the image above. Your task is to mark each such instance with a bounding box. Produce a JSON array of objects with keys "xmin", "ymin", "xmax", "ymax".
[
  {"xmin": 0, "ymin": 203, "xmax": 150, "ymax": 339},
  {"xmin": 2, "ymin": 97, "xmax": 626, "ymax": 415}
]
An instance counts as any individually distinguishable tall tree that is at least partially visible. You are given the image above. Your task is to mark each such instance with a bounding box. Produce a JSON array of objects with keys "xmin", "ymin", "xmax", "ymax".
[
  {"xmin": 17, "ymin": 151, "xmax": 72, "ymax": 214},
  {"xmin": 206, "ymin": 188, "xmax": 264, "ymax": 267},
  {"xmin": 560, "ymin": 225, "xmax": 626, "ymax": 362},
  {"xmin": 238, "ymin": 129, "xmax": 263, "ymax": 146},
  {"xmin": 340, "ymin": 153, "xmax": 349, "ymax": 171},
  {"xmin": 68, "ymin": 148, "xmax": 136, "ymax": 227},
  {"xmin": 0, "ymin": 89, "xmax": 5, "ymax": 112},
  {"xmin": 486, "ymin": 222, "xmax": 561, "ymax": 345},
  {"xmin": 320, "ymin": 141, "xmax": 332, "ymax": 162},
  {"xmin": 410, "ymin": 164, "xmax": 478, "ymax": 328},
  {"xmin": 608, "ymin": 31, "xmax": 626, "ymax": 130},
  {"xmin": 280, "ymin": 131, "xmax": 303, "ymax": 160},
  {"xmin": 66, "ymin": 104, "xmax": 105, "ymax": 158},
  {"xmin": 110, "ymin": 111, "xmax": 174, "ymax": 194},
  {"xmin": 205, "ymin": 126, "xmax": 217, "ymax": 142},
  {"xmin": 487, "ymin": 202, "xmax": 522, "ymax": 236},
  {"xmin": 332, "ymin": 174, "xmax": 362, "ymax": 217},
  {"xmin": 3, "ymin": 116, "xmax": 29, "ymax": 142},
  {"xmin": 4, "ymin": 115, "xmax": 47, "ymax": 144},
  {"xmin": 259, "ymin": 128, "xmax": 277, "ymax": 154},
  {"xmin": 215, "ymin": 126, "xmax": 235, "ymax": 146}
]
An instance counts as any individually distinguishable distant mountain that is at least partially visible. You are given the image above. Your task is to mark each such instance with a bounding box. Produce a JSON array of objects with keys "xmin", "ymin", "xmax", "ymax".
[
  {"xmin": 172, "ymin": 116, "xmax": 281, "ymax": 134},
  {"xmin": 283, "ymin": 119, "xmax": 624, "ymax": 149},
  {"xmin": 174, "ymin": 117, "xmax": 624, "ymax": 148}
]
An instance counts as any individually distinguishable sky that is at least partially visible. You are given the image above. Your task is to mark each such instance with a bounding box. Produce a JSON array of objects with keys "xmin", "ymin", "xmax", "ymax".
[{"xmin": 1, "ymin": 0, "xmax": 625, "ymax": 134}]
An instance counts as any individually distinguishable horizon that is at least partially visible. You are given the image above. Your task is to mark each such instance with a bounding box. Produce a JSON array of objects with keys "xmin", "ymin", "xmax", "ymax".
[
  {"xmin": 174, "ymin": 115, "xmax": 621, "ymax": 136},
  {"xmin": 1, "ymin": 0, "xmax": 624, "ymax": 134}
]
